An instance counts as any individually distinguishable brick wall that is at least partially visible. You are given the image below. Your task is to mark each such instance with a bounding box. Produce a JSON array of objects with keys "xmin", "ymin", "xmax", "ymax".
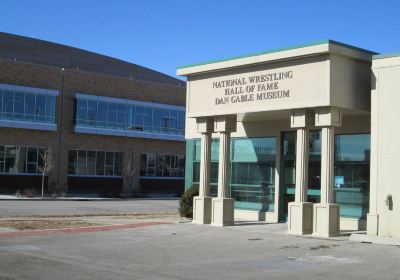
[{"xmin": 0, "ymin": 59, "xmax": 186, "ymax": 194}]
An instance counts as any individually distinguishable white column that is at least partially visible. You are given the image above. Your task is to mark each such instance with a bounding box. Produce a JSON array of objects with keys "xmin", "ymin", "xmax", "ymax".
[
  {"xmin": 320, "ymin": 126, "xmax": 335, "ymax": 204},
  {"xmin": 199, "ymin": 132, "xmax": 212, "ymax": 197},
  {"xmin": 211, "ymin": 115, "xmax": 236, "ymax": 227},
  {"xmin": 192, "ymin": 117, "xmax": 213, "ymax": 224},
  {"xmin": 287, "ymin": 109, "xmax": 314, "ymax": 235},
  {"xmin": 367, "ymin": 86, "xmax": 379, "ymax": 235},
  {"xmin": 295, "ymin": 127, "xmax": 309, "ymax": 203},
  {"xmin": 217, "ymin": 131, "xmax": 230, "ymax": 198},
  {"xmin": 313, "ymin": 107, "xmax": 341, "ymax": 237}
]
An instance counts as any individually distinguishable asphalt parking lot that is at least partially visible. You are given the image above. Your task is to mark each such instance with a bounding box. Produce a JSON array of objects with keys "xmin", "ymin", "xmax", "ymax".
[
  {"xmin": 0, "ymin": 200, "xmax": 399, "ymax": 280},
  {"xmin": 0, "ymin": 220, "xmax": 400, "ymax": 279}
]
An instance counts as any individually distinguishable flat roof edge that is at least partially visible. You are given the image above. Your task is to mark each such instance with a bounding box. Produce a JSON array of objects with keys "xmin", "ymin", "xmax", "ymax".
[
  {"xmin": 177, "ymin": 40, "xmax": 377, "ymax": 71},
  {"xmin": 373, "ymin": 53, "xmax": 400, "ymax": 60}
]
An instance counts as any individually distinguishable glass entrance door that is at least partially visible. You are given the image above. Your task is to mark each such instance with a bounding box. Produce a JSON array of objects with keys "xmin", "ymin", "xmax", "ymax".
[{"xmin": 279, "ymin": 131, "xmax": 322, "ymax": 221}]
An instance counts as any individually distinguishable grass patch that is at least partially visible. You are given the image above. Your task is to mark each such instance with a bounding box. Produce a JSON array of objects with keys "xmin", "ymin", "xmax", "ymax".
[{"xmin": 0, "ymin": 220, "xmax": 98, "ymax": 230}]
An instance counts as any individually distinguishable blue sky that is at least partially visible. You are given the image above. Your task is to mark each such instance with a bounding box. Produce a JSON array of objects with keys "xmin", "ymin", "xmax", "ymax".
[{"xmin": 1, "ymin": 0, "xmax": 399, "ymax": 80}]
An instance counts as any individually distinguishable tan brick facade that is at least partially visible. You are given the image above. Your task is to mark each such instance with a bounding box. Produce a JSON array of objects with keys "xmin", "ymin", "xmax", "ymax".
[{"xmin": 0, "ymin": 59, "xmax": 186, "ymax": 194}]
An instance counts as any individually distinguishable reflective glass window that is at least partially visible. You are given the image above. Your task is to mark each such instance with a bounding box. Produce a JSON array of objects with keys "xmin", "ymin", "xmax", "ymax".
[
  {"xmin": 178, "ymin": 111, "xmax": 185, "ymax": 135},
  {"xmin": 105, "ymin": 152, "xmax": 114, "ymax": 176},
  {"xmin": 152, "ymin": 108, "xmax": 161, "ymax": 133},
  {"xmin": 161, "ymin": 109, "xmax": 169, "ymax": 133},
  {"xmin": 114, "ymin": 152, "xmax": 122, "ymax": 176},
  {"xmin": 74, "ymin": 96, "xmax": 185, "ymax": 137},
  {"xmin": 107, "ymin": 103, "xmax": 117, "ymax": 129},
  {"xmin": 25, "ymin": 94, "xmax": 36, "ymax": 121},
  {"xmin": 141, "ymin": 153, "xmax": 184, "ymax": 178},
  {"xmin": 3, "ymin": 90, "xmax": 13, "ymax": 119},
  {"xmin": 68, "ymin": 150, "xmax": 77, "ymax": 174},
  {"xmin": 168, "ymin": 110, "xmax": 177, "ymax": 134},
  {"xmin": 156, "ymin": 155, "xmax": 164, "ymax": 177},
  {"xmin": 35, "ymin": 95, "xmax": 46, "ymax": 122},
  {"xmin": 334, "ymin": 134, "xmax": 370, "ymax": 219},
  {"xmin": 230, "ymin": 138, "xmax": 276, "ymax": 211},
  {"xmin": 116, "ymin": 104, "xmax": 126, "ymax": 130},
  {"xmin": 97, "ymin": 102, "xmax": 107, "ymax": 128},
  {"xmin": 77, "ymin": 150, "xmax": 87, "ymax": 175},
  {"xmin": 143, "ymin": 107, "xmax": 152, "ymax": 132},
  {"xmin": 87, "ymin": 151, "xmax": 96, "ymax": 175},
  {"xmin": 140, "ymin": 154, "xmax": 147, "ymax": 176},
  {"xmin": 96, "ymin": 151, "xmax": 105, "ymax": 176},
  {"xmin": 192, "ymin": 139, "xmax": 219, "ymax": 196},
  {"xmin": 87, "ymin": 100, "xmax": 97, "ymax": 127},
  {"xmin": 5, "ymin": 146, "xmax": 17, "ymax": 173},
  {"xmin": 13, "ymin": 92, "xmax": 25, "ymax": 120},
  {"xmin": 25, "ymin": 147, "xmax": 38, "ymax": 173},
  {"xmin": 0, "ymin": 145, "xmax": 5, "ymax": 173},
  {"xmin": 135, "ymin": 106, "xmax": 144, "ymax": 131},
  {"xmin": 45, "ymin": 96, "xmax": 56, "ymax": 123},
  {"xmin": 126, "ymin": 105, "xmax": 135, "ymax": 130},
  {"xmin": 0, "ymin": 90, "xmax": 3, "ymax": 115}
]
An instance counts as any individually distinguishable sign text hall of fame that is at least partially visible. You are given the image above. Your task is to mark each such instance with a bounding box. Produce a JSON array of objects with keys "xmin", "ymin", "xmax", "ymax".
[{"xmin": 212, "ymin": 70, "xmax": 293, "ymax": 105}]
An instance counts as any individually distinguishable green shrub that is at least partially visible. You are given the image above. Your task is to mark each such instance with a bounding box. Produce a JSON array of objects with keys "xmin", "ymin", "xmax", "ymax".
[{"xmin": 179, "ymin": 185, "xmax": 199, "ymax": 218}]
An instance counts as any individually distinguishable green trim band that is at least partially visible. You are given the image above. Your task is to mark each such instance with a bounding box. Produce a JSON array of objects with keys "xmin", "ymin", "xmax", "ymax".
[{"xmin": 177, "ymin": 40, "xmax": 377, "ymax": 70}]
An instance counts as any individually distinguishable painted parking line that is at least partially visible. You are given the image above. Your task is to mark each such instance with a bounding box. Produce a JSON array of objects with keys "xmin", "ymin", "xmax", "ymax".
[{"xmin": 0, "ymin": 221, "xmax": 169, "ymax": 238}]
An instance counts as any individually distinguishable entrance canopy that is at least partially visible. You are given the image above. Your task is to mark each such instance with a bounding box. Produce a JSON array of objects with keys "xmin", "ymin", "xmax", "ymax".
[{"xmin": 177, "ymin": 40, "xmax": 376, "ymax": 120}]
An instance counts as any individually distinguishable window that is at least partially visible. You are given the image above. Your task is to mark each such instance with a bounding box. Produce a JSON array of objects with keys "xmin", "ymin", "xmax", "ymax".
[
  {"xmin": 192, "ymin": 139, "xmax": 220, "ymax": 196},
  {"xmin": 35, "ymin": 95, "xmax": 46, "ymax": 122},
  {"xmin": 87, "ymin": 100, "xmax": 97, "ymax": 127},
  {"xmin": 0, "ymin": 146, "xmax": 4, "ymax": 172},
  {"xmin": 87, "ymin": 151, "xmax": 96, "ymax": 175},
  {"xmin": 107, "ymin": 103, "xmax": 117, "ymax": 129},
  {"xmin": 68, "ymin": 149, "xmax": 122, "ymax": 177},
  {"xmin": 140, "ymin": 153, "xmax": 184, "ymax": 178},
  {"xmin": 74, "ymin": 95, "xmax": 185, "ymax": 137},
  {"xmin": 97, "ymin": 102, "xmax": 107, "ymax": 128},
  {"xmin": 0, "ymin": 145, "xmax": 45, "ymax": 174},
  {"xmin": 230, "ymin": 138, "xmax": 276, "ymax": 211},
  {"xmin": 26, "ymin": 147, "xmax": 38, "ymax": 173},
  {"xmin": 334, "ymin": 134, "xmax": 370, "ymax": 219},
  {"xmin": 0, "ymin": 85, "xmax": 57, "ymax": 127},
  {"xmin": 3, "ymin": 90, "xmax": 14, "ymax": 119},
  {"xmin": 191, "ymin": 137, "xmax": 277, "ymax": 211},
  {"xmin": 96, "ymin": 151, "xmax": 105, "ymax": 176},
  {"xmin": 25, "ymin": 94, "xmax": 36, "ymax": 121}
]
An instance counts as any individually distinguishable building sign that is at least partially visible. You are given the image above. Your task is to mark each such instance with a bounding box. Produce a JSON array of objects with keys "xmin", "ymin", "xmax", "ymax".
[
  {"xmin": 187, "ymin": 58, "xmax": 329, "ymax": 117},
  {"xmin": 213, "ymin": 71, "xmax": 293, "ymax": 106}
]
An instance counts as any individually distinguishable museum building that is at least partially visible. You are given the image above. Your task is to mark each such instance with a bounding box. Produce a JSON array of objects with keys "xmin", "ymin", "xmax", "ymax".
[
  {"xmin": 0, "ymin": 32, "xmax": 186, "ymax": 196},
  {"xmin": 178, "ymin": 40, "xmax": 400, "ymax": 239}
]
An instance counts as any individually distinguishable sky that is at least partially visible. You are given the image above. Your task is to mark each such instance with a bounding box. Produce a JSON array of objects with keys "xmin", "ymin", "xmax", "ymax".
[{"xmin": 1, "ymin": 0, "xmax": 399, "ymax": 80}]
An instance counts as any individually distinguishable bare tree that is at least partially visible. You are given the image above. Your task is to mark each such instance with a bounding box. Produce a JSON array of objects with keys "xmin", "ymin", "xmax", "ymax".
[
  {"xmin": 37, "ymin": 145, "xmax": 54, "ymax": 198},
  {"xmin": 125, "ymin": 158, "xmax": 137, "ymax": 194}
]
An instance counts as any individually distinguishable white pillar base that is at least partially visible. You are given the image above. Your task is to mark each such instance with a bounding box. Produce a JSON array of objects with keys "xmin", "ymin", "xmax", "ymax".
[
  {"xmin": 367, "ymin": 213, "xmax": 379, "ymax": 236},
  {"xmin": 211, "ymin": 198, "xmax": 234, "ymax": 227},
  {"xmin": 192, "ymin": 196, "xmax": 212, "ymax": 224},
  {"xmin": 313, "ymin": 203, "xmax": 340, "ymax": 237},
  {"xmin": 287, "ymin": 202, "xmax": 313, "ymax": 235}
]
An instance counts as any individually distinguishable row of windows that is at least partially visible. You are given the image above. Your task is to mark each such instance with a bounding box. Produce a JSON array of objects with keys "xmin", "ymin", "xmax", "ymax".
[
  {"xmin": 140, "ymin": 154, "xmax": 185, "ymax": 178},
  {"xmin": 75, "ymin": 98, "xmax": 185, "ymax": 136},
  {"xmin": 0, "ymin": 146, "xmax": 184, "ymax": 179},
  {"xmin": 0, "ymin": 89, "xmax": 56, "ymax": 124},
  {"xmin": 192, "ymin": 138, "xmax": 277, "ymax": 211},
  {"xmin": 0, "ymin": 145, "xmax": 46, "ymax": 174},
  {"xmin": 68, "ymin": 150, "xmax": 122, "ymax": 177}
]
